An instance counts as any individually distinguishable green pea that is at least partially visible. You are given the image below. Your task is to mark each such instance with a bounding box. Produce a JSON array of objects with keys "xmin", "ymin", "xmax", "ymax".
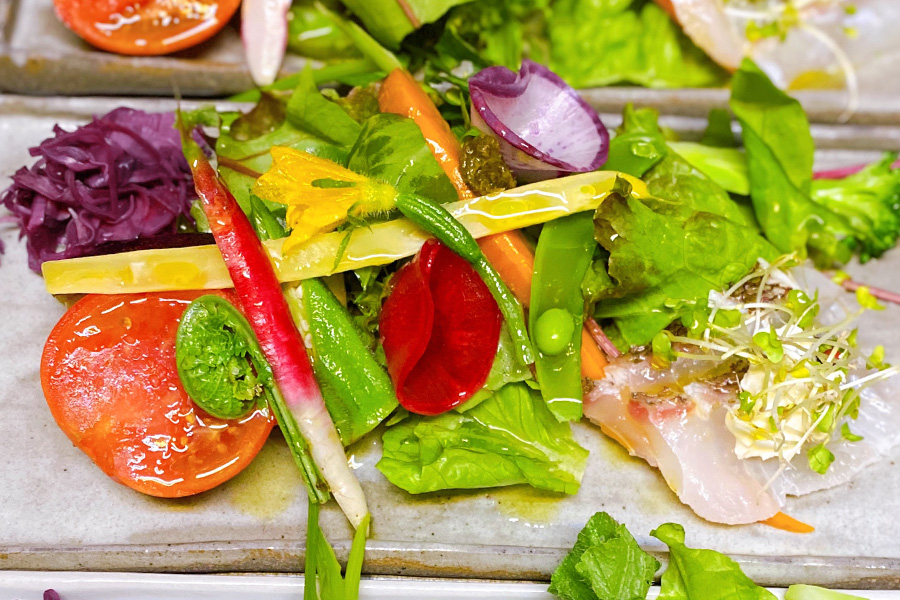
[{"xmin": 534, "ymin": 308, "xmax": 575, "ymax": 356}]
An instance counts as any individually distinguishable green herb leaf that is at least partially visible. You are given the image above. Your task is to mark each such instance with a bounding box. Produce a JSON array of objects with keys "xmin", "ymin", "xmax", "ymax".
[
  {"xmin": 341, "ymin": 0, "xmax": 470, "ymax": 49},
  {"xmin": 377, "ymin": 383, "xmax": 588, "ymax": 495},
  {"xmin": 700, "ymin": 108, "xmax": 738, "ymax": 148},
  {"xmin": 346, "ymin": 113, "xmax": 458, "ymax": 204},
  {"xmin": 549, "ymin": 512, "xmax": 659, "ymax": 600},
  {"xmin": 651, "ymin": 331, "xmax": 677, "ymax": 368},
  {"xmin": 841, "ymin": 422, "xmax": 864, "ymax": 442},
  {"xmin": 753, "ymin": 330, "xmax": 785, "ymax": 363},
  {"xmin": 229, "ymin": 92, "xmax": 286, "ymax": 141},
  {"xmin": 868, "ymin": 345, "xmax": 888, "ymax": 370},
  {"xmin": 807, "ymin": 443, "xmax": 836, "ymax": 475},
  {"xmin": 286, "ymin": 68, "xmax": 364, "ymax": 148},
  {"xmin": 652, "ymin": 522, "xmax": 777, "ymax": 600},
  {"xmin": 855, "ymin": 286, "xmax": 886, "ymax": 311}
]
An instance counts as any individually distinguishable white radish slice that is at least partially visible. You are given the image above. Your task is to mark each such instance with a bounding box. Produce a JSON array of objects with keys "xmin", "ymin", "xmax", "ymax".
[{"xmin": 242, "ymin": 0, "xmax": 292, "ymax": 87}]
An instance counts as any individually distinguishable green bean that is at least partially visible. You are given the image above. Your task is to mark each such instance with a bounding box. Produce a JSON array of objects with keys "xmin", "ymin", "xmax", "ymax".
[{"xmin": 396, "ymin": 193, "xmax": 535, "ymax": 366}]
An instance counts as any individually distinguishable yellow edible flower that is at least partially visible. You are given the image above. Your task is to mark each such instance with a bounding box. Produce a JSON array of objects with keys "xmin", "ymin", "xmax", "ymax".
[{"xmin": 254, "ymin": 147, "xmax": 397, "ymax": 253}]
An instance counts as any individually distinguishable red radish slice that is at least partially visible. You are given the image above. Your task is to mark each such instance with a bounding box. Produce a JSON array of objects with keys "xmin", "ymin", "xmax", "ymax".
[
  {"xmin": 242, "ymin": 0, "xmax": 291, "ymax": 86},
  {"xmin": 380, "ymin": 240, "xmax": 502, "ymax": 416},
  {"xmin": 469, "ymin": 59, "xmax": 610, "ymax": 181}
]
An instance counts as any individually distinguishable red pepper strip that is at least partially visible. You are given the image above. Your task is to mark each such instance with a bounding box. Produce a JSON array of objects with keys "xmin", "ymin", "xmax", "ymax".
[
  {"xmin": 380, "ymin": 240, "xmax": 502, "ymax": 415},
  {"xmin": 178, "ymin": 119, "xmax": 368, "ymax": 529}
]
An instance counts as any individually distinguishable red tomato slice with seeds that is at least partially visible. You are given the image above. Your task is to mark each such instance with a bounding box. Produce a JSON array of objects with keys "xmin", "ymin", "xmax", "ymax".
[
  {"xmin": 380, "ymin": 240, "xmax": 503, "ymax": 415},
  {"xmin": 40, "ymin": 290, "xmax": 275, "ymax": 498},
  {"xmin": 53, "ymin": 0, "xmax": 241, "ymax": 56}
]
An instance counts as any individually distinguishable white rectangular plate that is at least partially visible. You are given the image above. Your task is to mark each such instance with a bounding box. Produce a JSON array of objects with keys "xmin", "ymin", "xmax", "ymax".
[
  {"xmin": 1, "ymin": 96, "xmax": 899, "ymax": 588},
  {"xmin": 3, "ymin": 572, "xmax": 900, "ymax": 600}
]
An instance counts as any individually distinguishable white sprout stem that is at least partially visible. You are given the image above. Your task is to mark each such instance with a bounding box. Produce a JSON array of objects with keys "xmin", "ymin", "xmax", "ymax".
[
  {"xmin": 840, "ymin": 365, "xmax": 900, "ymax": 391},
  {"xmin": 797, "ymin": 22, "xmax": 859, "ymax": 123}
]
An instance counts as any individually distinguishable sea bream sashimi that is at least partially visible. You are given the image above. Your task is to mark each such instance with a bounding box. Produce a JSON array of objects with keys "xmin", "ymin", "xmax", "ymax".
[
  {"xmin": 584, "ymin": 261, "xmax": 900, "ymax": 525},
  {"xmin": 657, "ymin": 0, "xmax": 900, "ymax": 107}
]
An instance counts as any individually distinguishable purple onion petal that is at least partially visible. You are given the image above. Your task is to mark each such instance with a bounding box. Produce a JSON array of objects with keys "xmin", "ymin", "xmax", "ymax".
[{"xmin": 469, "ymin": 60, "xmax": 609, "ymax": 180}]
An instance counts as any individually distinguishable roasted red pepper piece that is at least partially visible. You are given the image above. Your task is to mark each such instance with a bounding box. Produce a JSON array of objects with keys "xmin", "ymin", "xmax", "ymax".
[{"xmin": 380, "ymin": 240, "xmax": 503, "ymax": 415}]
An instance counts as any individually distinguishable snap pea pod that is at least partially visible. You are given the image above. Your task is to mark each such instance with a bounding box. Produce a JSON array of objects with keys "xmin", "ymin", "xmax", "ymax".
[
  {"xmin": 530, "ymin": 213, "xmax": 597, "ymax": 422},
  {"xmin": 288, "ymin": 278, "xmax": 399, "ymax": 446},
  {"xmin": 395, "ymin": 192, "xmax": 534, "ymax": 366},
  {"xmin": 176, "ymin": 295, "xmax": 327, "ymax": 503}
]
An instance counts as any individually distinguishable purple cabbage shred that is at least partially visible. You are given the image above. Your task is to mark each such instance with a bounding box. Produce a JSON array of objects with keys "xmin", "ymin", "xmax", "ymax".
[
  {"xmin": 0, "ymin": 107, "xmax": 195, "ymax": 272},
  {"xmin": 43, "ymin": 590, "xmax": 61, "ymax": 600}
]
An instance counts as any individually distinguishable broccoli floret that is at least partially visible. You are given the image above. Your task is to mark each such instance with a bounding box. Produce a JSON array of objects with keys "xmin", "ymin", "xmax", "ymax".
[{"xmin": 810, "ymin": 153, "xmax": 900, "ymax": 263}]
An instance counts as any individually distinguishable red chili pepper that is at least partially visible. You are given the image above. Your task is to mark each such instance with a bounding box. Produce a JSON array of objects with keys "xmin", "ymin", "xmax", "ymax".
[
  {"xmin": 179, "ymin": 121, "xmax": 367, "ymax": 529},
  {"xmin": 380, "ymin": 239, "xmax": 503, "ymax": 415}
]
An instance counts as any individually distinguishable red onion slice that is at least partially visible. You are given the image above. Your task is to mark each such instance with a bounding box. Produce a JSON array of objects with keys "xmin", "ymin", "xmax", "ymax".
[
  {"xmin": 469, "ymin": 60, "xmax": 609, "ymax": 181},
  {"xmin": 242, "ymin": 0, "xmax": 292, "ymax": 87}
]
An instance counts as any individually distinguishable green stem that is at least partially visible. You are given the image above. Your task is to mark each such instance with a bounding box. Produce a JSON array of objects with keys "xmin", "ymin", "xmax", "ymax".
[
  {"xmin": 328, "ymin": 4, "xmax": 403, "ymax": 74},
  {"xmin": 267, "ymin": 384, "xmax": 330, "ymax": 504},
  {"xmin": 229, "ymin": 58, "xmax": 380, "ymax": 103},
  {"xmin": 396, "ymin": 193, "xmax": 535, "ymax": 366}
]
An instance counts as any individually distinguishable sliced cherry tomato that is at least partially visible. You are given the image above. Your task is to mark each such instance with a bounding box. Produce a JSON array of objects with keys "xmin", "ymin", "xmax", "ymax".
[
  {"xmin": 41, "ymin": 290, "xmax": 275, "ymax": 498},
  {"xmin": 53, "ymin": 0, "xmax": 241, "ymax": 56},
  {"xmin": 380, "ymin": 240, "xmax": 502, "ymax": 415}
]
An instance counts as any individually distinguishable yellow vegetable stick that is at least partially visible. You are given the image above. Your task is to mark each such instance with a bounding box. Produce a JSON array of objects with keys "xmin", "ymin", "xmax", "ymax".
[{"xmin": 43, "ymin": 171, "xmax": 648, "ymax": 295}]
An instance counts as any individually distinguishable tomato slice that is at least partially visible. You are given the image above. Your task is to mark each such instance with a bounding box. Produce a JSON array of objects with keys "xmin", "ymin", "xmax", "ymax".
[
  {"xmin": 53, "ymin": 0, "xmax": 241, "ymax": 56},
  {"xmin": 41, "ymin": 290, "xmax": 275, "ymax": 498}
]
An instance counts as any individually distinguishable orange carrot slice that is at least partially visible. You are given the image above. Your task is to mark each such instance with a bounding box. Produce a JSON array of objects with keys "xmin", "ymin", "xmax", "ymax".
[{"xmin": 762, "ymin": 512, "xmax": 815, "ymax": 534}]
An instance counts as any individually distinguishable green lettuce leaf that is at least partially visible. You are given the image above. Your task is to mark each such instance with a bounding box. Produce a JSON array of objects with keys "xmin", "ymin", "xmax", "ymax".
[
  {"xmin": 729, "ymin": 59, "xmax": 854, "ymax": 265},
  {"xmin": 652, "ymin": 523, "xmax": 777, "ymax": 600},
  {"xmin": 435, "ymin": 1, "xmax": 550, "ymax": 71},
  {"xmin": 456, "ymin": 325, "xmax": 535, "ymax": 412},
  {"xmin": 592, "ymin": 187, "xmax": 775, "ymax": 348},
  {"xmin": 377, "ymin": 383, "xmax": 588, "ymax": 495},
  {"xmin": 216, "ymin": 69, "xmax": 357, "ymax": 212},
  {"xmin": 590, "ymin": 109, "xmax": 775, "ymax": 348},
  {"xmin": 666, "ymin": 142, "xmax": 749, "ymax": 196},
  {"xmin": 548, "ymin": 0, "xmax": 726, "ymax": 89},
  {"xmin": 810, "ymin": 153, "xmax": 900, "ymax": 263},
  {"xmin": 549, "ymin": 512, "xmax": 659, "ymax": 600}
]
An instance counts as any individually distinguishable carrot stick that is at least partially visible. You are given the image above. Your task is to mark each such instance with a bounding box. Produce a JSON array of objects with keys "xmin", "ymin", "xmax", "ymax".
[
  {"xmin": 378, "ymin": 69, "xmax": 474, "ymax": 200},
  {"xmin": 761, "ymin": 512, "xmax": 815, "ymax": 534},
  {"xmin": 477, "ymin": 230, "xmax": 535, "ymax": 304},
  {"xmin": 378, "ymin": 68, "xmax": 608, "ymax": 377}
]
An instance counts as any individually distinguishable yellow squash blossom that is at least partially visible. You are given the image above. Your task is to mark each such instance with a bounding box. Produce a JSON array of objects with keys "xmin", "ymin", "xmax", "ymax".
[{"xmin": 254, "ymin": 147, "xmax": 397, "ymax": 253}]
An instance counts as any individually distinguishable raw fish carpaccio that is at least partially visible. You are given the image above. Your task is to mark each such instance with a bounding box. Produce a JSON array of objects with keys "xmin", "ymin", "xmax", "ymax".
[
  {"xmin": 659, "ymin": 0, "xmax": 900, "ymax": 95},
  {"xmin": 584, "ymin": 266, "xmax": 900, "ymax": 524}
]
